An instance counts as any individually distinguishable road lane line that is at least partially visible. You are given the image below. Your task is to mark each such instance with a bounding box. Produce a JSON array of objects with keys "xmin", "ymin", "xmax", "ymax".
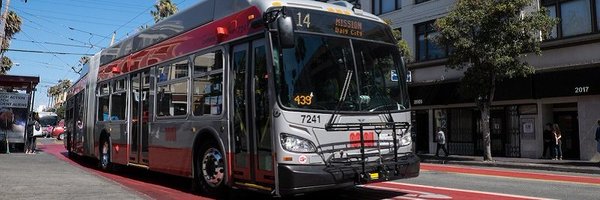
[
  {"xmin": 421, "ymin": 163, "xmax": 600, "ymax": 186},
  {"xmin": 361, "ymin": 185, "xmax": 451, "ymax": 200},
  {"xmin": 370, "ymin": 182, "xmax": 556, "ymax": 200}
]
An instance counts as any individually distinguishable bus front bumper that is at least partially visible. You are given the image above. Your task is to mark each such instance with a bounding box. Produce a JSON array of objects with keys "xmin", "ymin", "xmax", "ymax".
[{"xmin": 277, "ymin": 153, "xmax": 420, "ymax": 195}]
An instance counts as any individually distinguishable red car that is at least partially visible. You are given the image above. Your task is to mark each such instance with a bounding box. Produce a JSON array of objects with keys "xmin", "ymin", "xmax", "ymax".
[{"xmin": 51, "ymin": 119, "xmax": 66, "ymax": 140}]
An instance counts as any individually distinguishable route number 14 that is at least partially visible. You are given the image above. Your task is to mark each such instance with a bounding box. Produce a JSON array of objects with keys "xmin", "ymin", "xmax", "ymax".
[{"xmin": 296, "ymin": 12, "xmax": 311, "ymax": 28}]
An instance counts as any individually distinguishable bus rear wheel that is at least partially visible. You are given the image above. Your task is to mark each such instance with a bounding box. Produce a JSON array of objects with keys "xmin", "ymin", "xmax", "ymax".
[{"xmin": 195, "ymin": 141, "xmax": 226, "ymax": 195}]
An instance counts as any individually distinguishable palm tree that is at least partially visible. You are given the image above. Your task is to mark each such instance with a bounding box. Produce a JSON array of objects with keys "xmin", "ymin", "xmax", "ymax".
[
  {"xmin": 150, "ymin": 0, "xmax": 177, "ymax": 23},
  {"xmin": 1, "ymin": 10, "xmax": 21, "ymax": 52},
  {"xmin": 48, "ymin": 79, "xmax": 71, "ymax": 108},
  {"xmin": 47, "ymin": 85, "xmax": 57, "ymax": 107},
  {"xmin": 0, "ymin": 55, "xmax": 11, "ymax": 74}
]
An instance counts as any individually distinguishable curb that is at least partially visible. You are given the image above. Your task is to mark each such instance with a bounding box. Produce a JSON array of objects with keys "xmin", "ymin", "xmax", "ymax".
[{"xmin": 421, "ymin": 160, "xmax": 600, "ymax": 174}]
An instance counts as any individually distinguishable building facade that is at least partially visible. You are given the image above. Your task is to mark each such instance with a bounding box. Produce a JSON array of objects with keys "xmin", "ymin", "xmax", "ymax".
[{"xmin": 360, "ymin": 0, "xmax": 600, "ymax": 161}]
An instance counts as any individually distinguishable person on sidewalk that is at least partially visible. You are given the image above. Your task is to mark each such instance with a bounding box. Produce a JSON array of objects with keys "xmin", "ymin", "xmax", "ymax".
[
  {"xmin": 553, "ymin": 123, "xmax": 562, "ymax": 160},
  {"xmin": 435, "ymin": 127, "xmax": 449, "ymax": 157},
  {"xmin": 542, "ymin": 123, "xmax": 554, "ymax": 159},
  {"xmin": 25, "ymin": 112, "xmax": 40, "ymax": 155}
]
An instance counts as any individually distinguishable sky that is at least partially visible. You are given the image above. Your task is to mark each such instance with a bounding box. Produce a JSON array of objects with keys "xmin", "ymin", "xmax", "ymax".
[{"xmin": 5, "ymin": 0, "xmax": 197, "ymax": 110}]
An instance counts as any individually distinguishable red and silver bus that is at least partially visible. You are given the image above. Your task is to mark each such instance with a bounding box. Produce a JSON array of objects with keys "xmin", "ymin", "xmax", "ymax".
[{"xmin": 64, "ymin": 0, "xmax": 418, "ymax": 196}]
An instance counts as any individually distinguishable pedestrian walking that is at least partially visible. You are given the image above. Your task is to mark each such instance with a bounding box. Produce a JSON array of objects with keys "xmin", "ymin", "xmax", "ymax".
[
  {"xmin": 542, "ymin": 123, "xmax": 553, "ymax": 159},
  {"xmin": 553, "ymin": 123, "xmax": 562, "ymax": 160},
  {"xmin": 435, "ymin": 127, "xmax": 449, "ymax": 157},
  {"xmin": 25, "ymin": 112, "xmax": 40, "ymax": 155}
]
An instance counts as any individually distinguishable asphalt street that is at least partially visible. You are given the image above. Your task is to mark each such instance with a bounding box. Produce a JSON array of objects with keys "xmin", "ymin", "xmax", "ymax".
[{"xmin": 2, "ymin": 139, "xmax": 600, "ymax": 200}]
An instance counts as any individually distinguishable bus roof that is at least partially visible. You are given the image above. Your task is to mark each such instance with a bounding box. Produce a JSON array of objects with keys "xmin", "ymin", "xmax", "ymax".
[{"xmin": 99, "ymin": 0, "xmax": 382, "ymax": 67}]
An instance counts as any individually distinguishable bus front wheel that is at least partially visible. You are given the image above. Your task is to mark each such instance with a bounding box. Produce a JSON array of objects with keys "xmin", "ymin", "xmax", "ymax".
[{"xmin": 195, "ymin": 141, "xmax": 226, "ymax": 195}]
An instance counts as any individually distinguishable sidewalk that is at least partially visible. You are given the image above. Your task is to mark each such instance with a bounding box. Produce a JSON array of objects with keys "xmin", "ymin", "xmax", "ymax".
[
  {"xmin": 0, "ymin": 139, "xmax": 144, "ymax": 199},
  {"xmin": 418, "ymin": 154, "xmax": 600, "ymax": 174}
]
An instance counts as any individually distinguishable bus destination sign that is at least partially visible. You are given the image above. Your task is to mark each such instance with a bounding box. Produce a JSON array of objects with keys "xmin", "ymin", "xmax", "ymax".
[
  {"xmin": 334, "ymin": 18, "xmax": 363, "ymax": 37},
  {"xmin": 287, "ymin": 8, "xmax": 394, "ymax": 44}
]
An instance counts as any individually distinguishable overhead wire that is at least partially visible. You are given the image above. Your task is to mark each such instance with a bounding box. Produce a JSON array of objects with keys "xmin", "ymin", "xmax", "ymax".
[
  {"xmin": 4, "ymin": 48, "xmax": 94, "ymax": 56},
  {"xmin": 18, "ymin": 16, "xmax": 103, "ymax": 49},
  {"xmin": 18, "ymin": 31, "xmax": 81, "ymax": 77},
  {"xmin": 13, "ymin": 38, "xmax": 94, "ymax": 48},
  {"xmin": 99, "ymin": 0, "xmax": 189, "ymax": 47}
]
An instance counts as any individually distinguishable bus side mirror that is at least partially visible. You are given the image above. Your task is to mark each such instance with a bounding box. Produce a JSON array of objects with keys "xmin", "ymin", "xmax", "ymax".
[{"xmin": 277, "ymin": 15, "xmax": 295, "ymax": 49}]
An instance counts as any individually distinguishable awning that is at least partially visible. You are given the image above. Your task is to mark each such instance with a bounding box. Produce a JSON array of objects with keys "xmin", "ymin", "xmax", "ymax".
[{"xmin": 0, "ymin": 75, "xmax": 40, "ymax": 92}]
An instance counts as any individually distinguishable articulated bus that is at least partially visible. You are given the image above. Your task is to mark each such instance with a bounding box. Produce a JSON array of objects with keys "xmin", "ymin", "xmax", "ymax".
[{"xmin": 64, "ymin": 0, "xmax": 419, "ymax": 196}]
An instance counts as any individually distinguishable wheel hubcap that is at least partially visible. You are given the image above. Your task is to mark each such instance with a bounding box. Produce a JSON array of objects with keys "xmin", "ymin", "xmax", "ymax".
[{"xmin": 201, "ymin": 148, "xmax": 224, "ymax": 188}]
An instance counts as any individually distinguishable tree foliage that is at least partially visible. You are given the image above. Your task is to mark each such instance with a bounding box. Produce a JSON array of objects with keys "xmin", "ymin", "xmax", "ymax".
[
  {"xmin": 385, "ymin": 19, "xmax": 412, "ymax": 61},
  {"xmin": 2, "ymin": 10, "xmax": 21, "ymax": 52},
  {"xmin": 435, "ymin": 0, "xmax": 557, "ymax": 160},
  {"xmin": 47, "ymin": 79, "xmax": 72, "ymax": 109},
  {"xmin": 0, "ymin": 56, "xmax": 12, "ymax": 74},
  {"xmin": 150, "ymin": 0, "xmax": 177, "ymax": 23}
]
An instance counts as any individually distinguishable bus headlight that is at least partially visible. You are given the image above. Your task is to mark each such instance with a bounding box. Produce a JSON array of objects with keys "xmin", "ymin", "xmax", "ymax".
[
  {"xmin": 399, "ymin": 133, "xmax": 412, "ymax": 146},
  {"xmin": 280, "ymin": 133, "xmax": 317, "ymax": 153}
]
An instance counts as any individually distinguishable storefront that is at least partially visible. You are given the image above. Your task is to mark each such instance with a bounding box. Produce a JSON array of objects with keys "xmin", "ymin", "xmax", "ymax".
[{"xmin": 409, "ymin": 66, "xmax": 600, "ymax": 160}]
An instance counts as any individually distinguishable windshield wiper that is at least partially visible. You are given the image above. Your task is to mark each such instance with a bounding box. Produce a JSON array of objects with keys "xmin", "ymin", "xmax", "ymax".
[{"xmin": 325, "ymin": 70, "xmax": 353, "ymax": 130}]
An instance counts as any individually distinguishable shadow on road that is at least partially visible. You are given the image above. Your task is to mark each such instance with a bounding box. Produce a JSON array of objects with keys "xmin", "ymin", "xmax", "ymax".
[{"xmin": 41, "ymin": 144, "xmax": 407, "ymax": 200}]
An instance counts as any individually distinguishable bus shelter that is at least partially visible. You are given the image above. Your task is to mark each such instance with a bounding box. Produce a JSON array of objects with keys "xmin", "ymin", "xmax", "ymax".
[{"xmin": 0, "ymin": 75, "xmax": 39, "ymax": 153}]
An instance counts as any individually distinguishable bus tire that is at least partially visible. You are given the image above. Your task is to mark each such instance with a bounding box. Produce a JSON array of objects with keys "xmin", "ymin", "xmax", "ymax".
[
  {"xmin": 195, "ymin": 141, "xmax": 226, "ymax": 195},
  {"xmin": 99, "ymin": 137, "xmax": 112, "ymax": 171}
]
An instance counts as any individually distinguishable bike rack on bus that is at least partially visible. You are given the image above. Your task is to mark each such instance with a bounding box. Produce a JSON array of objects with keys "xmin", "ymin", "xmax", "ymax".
[{"xmin": 323, "ymin": 121, "xmax": 410, "ymax": 183}]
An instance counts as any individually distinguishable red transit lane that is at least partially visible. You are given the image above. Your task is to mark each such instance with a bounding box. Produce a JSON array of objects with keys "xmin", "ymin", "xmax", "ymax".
[
  {"xmin": 40, "ymin": 143, "xmax": 559, "ymax": 200},
  {"xmin": 40, "ymin": 144, "xmax": 211, "ymax": 200},
  {"xmin": 421, "ymin": 163, "xmax": 600, "ymax": 185}
]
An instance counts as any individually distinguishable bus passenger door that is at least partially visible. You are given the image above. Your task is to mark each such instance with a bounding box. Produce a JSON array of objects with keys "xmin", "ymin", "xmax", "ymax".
[
  {"xmin": 129, "ymin": 70, "xmax": 151, "ymax": 165},
  {"xmin": 231, "ymin": 38, "xmax": 274, "ymax": 189}
]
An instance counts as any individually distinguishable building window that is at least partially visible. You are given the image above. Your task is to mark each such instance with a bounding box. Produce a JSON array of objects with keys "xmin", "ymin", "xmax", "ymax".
[
  {"xmin": 415, "ymin": 21, "xmax": 447, "ymax": 61},
  {"xmin": 192, "ymin": 50, "xmax": 223, "ymax": 116},
  {"xmin": 544, "ymin": 0, "xmax": 593, "ymax": 39},
  {"xmin": 415, "ymin": 0, "xmax": 430, "ymax": 4},
  {"xmin": 372, "ymin": 0, "xmax": 401, "ymax": 15}
]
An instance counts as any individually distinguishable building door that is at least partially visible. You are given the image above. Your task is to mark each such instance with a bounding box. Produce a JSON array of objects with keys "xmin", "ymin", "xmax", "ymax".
[
  {"xmin": 129, "ymin": 70, "xmax": 151, "ymax": 165},
  {"xmin": 490, "ymin": 109, "xmax": 505, "ymax": 157},
  {"xmin": 415, "ymin": 111, "xmax": 429, "ymax": 154},
  {"xmin": 554, "ymin": 111, "xmax": 579, "ymax": 159},
  {"xmin": 231, "ymin": 38, "xmax": 274, "ymax": 189}
]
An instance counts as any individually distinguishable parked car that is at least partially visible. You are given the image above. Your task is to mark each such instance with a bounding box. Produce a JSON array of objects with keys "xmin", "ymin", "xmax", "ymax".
[
  {"xmin": 33, "ymin": 112, "xmax": 59, "ymax": 138},
  {"xmin": 51, "ymin": 119, "xmax": 66, "ymax": 140}
]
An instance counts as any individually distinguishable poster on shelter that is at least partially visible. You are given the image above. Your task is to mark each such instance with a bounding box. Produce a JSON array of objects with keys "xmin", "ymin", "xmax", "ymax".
[{"xmin": 0, "ymin": 92, "xmax": 30, "ymax": 143}]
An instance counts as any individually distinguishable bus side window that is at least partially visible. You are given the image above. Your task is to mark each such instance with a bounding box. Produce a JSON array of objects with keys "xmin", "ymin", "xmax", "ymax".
[
  {"xmin": 97, "ymin": 83, "xmax": 110, "ymax": 122},
  {"xmin": 156, "ymin": 59, "xmax": 189, "ymax": 117},
  {"xmin": 193, "ymin": 50, "xmax": 223, "ymax": 116}
]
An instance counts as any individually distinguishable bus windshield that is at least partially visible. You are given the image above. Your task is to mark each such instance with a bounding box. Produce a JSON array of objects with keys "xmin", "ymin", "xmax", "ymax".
[{"xmin": 275, "ymin": 33, "xmax": 410, "ymax": 112}]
